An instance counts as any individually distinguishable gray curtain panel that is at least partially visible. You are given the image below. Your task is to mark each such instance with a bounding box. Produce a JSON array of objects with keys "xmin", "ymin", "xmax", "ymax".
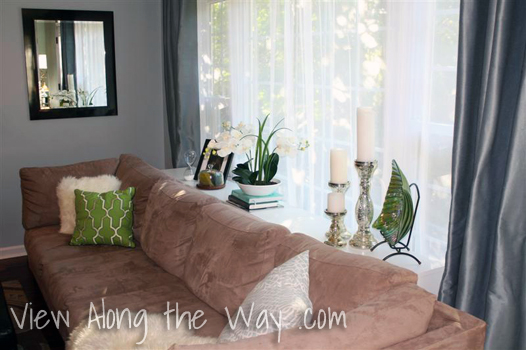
[
  {"xmin": 438, "ymin": 1, "xmax": 526, "ymax": 349},
  {"xmin": 60, "ymin": 21, "xmax": 76, "ymax": 91},
  {"xmin": 163, "ymin": 0, "xmax": 201, "ymax": 168}
]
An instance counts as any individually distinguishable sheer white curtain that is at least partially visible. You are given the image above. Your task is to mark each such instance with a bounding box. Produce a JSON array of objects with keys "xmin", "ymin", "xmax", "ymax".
[
  {"xmin": 197, "ymin": 0, "xmax": 459, "ymax": 263},
  {"xmin": 74, "ymin": 21, "xmax": 107, "ymax": 107}
]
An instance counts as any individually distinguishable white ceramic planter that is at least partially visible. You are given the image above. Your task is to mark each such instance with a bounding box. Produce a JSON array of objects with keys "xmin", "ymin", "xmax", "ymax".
[{"xmin": 236, "ymin": 180, "xmax": 281, "ymax": 197}]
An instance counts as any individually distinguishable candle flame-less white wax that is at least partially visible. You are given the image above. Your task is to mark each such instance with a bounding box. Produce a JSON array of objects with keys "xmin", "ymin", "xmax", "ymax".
[
  {"xmin": 330, "ymin": 148, "xmax": 347, "ymax": 184},
  {"xmin": 327, "ymin": 192, "xmax": 345, "ymax": 213},
  {"xmin": 67, "ymin": 74, "xmax": 75, "ymax": 91},
  {"xmin": 357, "ymin": 107, "xmax": 375, "ymax": 162}
]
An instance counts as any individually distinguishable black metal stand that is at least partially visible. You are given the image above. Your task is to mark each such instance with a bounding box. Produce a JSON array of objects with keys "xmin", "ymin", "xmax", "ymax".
[{"xmin": 370, "ymin": 183, "xmax": 421, "ymax": 265}]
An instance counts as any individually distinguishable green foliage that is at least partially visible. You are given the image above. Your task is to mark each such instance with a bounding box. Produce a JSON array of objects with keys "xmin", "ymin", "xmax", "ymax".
[
  {"xmin": 232, "ymin": 114, "xmax": 283, "ymax": 185},
  {"xmin": 78, "ymin": 86, "xmax": 103, "ymax": 107}
]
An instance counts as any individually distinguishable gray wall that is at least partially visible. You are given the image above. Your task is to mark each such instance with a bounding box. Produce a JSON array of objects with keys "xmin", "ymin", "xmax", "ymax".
[{"xmin": 0, "ymin": 0, "xmax": 167, "ymax": 248}]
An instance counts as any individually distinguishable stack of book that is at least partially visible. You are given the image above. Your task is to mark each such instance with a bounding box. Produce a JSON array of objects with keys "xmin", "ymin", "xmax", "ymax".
[{"xmin": 227, "ymin": 189, "xmax": 283, "ymax": 211}]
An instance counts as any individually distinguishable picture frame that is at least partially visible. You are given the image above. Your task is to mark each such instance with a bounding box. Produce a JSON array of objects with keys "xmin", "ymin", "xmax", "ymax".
[{"xmin": 194, "ymin": 139, "xmax": 234, "ymax": 180}]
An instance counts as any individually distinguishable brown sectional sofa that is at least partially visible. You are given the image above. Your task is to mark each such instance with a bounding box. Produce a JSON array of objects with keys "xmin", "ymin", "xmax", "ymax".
[{"xmin": 19, "ymin": 155, "xmax": 486, "ymax": 349}]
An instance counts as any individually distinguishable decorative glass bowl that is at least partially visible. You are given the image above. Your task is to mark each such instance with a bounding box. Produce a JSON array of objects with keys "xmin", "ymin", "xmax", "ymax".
[{"xmin": 197, "ymin": 168, "xmax": 225, "ymax": 190}]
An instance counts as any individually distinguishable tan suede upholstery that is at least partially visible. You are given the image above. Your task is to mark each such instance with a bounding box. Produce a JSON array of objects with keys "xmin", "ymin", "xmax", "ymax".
[
  {"xmin": 19, "ymin": 158, "xmax": 119, "ymax": 230},
  {"xmin": 20, "ymin": 155, "xmax": 486, "ymax": 349},
  {"xmin": 141, "ymin": 179, "xmax": 220, "ymax": 278},
  {"xmin": 385, "ymin": 302, "xmax": 487, "ymax": 350},
  {"xmin": 183, "ymin": 202, "xmax": 291, "ymax": 316},
  {"xmin": 275, "ymin": 233, "xmax": 417, "ymax": 313},
  {"xmin": 24, "ymin": 226, "xmax": 122, "ymax": 279},
  {"xmin": 115, "ymin": 154, "xmax": 171, "ymax": 242},
  {"xmin": 25, "ymin": 227, "xmax": 226, "ymax": 339},
  {"xmin": 170, "ymin": 284, "xmax": 436, "ymax": 350}
]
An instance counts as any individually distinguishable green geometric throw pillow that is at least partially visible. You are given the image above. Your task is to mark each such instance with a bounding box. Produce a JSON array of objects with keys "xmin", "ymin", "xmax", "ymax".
[{"xmin": 70, "ymin": 187, "xmax": 136, "ymax": 248}]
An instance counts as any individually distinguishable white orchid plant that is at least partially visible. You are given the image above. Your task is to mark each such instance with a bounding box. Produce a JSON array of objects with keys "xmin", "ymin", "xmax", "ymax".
[{"xmin": 204, "ymin": 115, "xmax": 309, "ymax": 185}]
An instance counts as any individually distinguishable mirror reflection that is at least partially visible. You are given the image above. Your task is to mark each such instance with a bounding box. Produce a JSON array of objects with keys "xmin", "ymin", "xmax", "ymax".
[{"xmin": 35, "ymin": 19, "xmax": 107, "ymax": 109}]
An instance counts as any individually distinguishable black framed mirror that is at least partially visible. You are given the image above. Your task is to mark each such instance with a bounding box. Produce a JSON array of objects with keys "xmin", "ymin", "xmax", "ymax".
[{"xmin": 22, "ymin": 9, "xmax": 117, "ymax": 120}]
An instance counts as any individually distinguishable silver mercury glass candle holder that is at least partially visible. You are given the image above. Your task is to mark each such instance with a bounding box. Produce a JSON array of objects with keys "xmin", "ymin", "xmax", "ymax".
[
  {"xmin": 349, "ymin": 160, "xmax": 378, "ymax": 249},
  {"xmin": 327, "ymin": 181, "xmax": 351, "ymax": 240},
  {"xmin": 324, "ymin": 209, "xmax": 348, "ymax": 248}
]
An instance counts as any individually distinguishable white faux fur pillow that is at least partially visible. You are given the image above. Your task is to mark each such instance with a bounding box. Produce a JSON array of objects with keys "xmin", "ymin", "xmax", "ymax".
[
  {"xmin": 57, "ymin": 175, "xmax": 121, "ymax": 234},
  {"xmin": 67, "ymin": 312, "xmax": 217, "ymax": 349}
]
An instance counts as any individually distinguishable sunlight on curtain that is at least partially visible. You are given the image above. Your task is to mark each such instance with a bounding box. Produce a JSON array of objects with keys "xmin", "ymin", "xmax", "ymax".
[
  {"xmin": 74, "ymin": 21, "xmax": 107, "ymax": 107},
  {"xmin": 197, "ymin": 0, "xmax": 459, "ymax": 263}
]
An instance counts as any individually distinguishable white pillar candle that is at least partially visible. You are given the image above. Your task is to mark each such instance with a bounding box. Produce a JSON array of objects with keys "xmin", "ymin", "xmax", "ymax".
[
  {"xmin": 67, "ymin": 74, "xmax": 75, "ymax": 91},
  {"xmin": 327, "ymin": 192, "xmax": 345, "ymax": 213},
  {"xmin": 330, "ymin": 148, "xmax": 347, "ymax": 184},
  {"xmin": 38, "ymin": 54, "xmax": 47, "ymax": 69},
  {"xmin": 357, "ymin": 107, "xmax": 375, "ymax": 161}
]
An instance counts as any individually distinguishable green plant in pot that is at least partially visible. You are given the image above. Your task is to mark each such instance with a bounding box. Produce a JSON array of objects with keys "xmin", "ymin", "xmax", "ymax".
[
  {"xmin": 78, "ymin": 86, "xmax": 103, "ymax": 107},
  {"xmin": 209, "ymin": 115, "xmax": 309, "ymax": 196}
]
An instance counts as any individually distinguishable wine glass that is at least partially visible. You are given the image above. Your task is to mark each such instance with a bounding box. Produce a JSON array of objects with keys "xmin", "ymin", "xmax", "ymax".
[{"xmin": 183, "ymin": 150, "xmax": 197, "ymax": 181}]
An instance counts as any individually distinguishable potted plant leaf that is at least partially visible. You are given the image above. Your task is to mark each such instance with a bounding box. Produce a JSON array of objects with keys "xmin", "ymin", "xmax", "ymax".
[
  {"xmin": 78, "ymin": 86, "xmax": 103, "ymax": 107},
  {"xmin": 208, "ymin": 115, "xmax": 309, "ymax": 196}
]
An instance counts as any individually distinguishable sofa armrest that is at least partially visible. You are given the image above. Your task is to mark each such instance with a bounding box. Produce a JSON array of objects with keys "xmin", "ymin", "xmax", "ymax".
[
  {"xmin": 19, "ymin": 158, "xmax": 119, "ymax": 230},
  {"xmin": 384, "ymin": 301, "xmax": 486, "ymax": 350},
  {"xmin": 170, "ymin": 283, "xmax": 436, "ymax": 350}
]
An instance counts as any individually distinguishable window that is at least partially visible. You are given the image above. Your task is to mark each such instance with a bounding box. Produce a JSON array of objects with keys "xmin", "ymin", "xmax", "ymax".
[{"xmin": 197, "ymin": 0, "xmax": 460, "ymax": 264}]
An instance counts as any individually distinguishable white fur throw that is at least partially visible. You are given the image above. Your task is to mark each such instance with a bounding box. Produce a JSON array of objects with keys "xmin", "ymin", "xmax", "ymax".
[
  {"xmin": 67, "ymin": 313, "xmax": 218, "ymax": 350},
  {"xmin": 57, "ymin": 175, "xmax": 121, "ymax": 234}
]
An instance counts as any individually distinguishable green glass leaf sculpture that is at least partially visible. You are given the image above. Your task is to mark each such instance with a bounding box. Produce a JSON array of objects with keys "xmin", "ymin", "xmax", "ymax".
[{"xmin": 372, "ymin": 160, "xmax": 414, "ymax": 246}]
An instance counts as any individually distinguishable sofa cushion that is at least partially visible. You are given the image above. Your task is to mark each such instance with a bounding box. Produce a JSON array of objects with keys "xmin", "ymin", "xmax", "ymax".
[
  {"xmin": 114, "ymin": 154, "xmax": 171, "ymax": 242},
  {"xmin": 275, "ymin": 233, "xmax": 418, "ymax": 314},
  {"xmin": 43, "ymin": 248, "xmax": 170, "ymax": 312},
  {"xmin": 48, "ymin": 249, "xmax": 227, "ymax": 337},
  {"xmin": 25, "ymin": 226, "xmax": 123, "ymax": 280},
  {"xmin": 56, "ymin": 256, "xmax": 227, "ymax": 338},
  {"xmin": 66, "ymin": 284, "xmax": 228, "ymax": 338},
  {"xmin": 20, "ymin": 158, "xmax": 119, "ymax": 230},
  {"xmin": 169, "ymin": 283, "xmax": 436, "ymax": 350},
  {"xmin": 141, "ymin": 179, "xmax": 219, "ymax": 278},
  {"xmin": 25, "ymin": 226, "xmax": 227, "ymax": 338},
  {"xmin": 183, "ymin": 202, "xmax": 291, "ymax": 316}
]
